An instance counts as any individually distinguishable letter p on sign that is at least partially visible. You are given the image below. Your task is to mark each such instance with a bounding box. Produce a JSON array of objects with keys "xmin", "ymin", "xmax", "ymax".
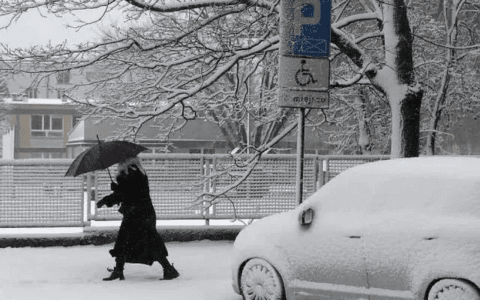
[
  {"xmin": 293, "ymin": 0, "xmax": 321, "ymax": 36},
  {"xmin": 280, "ymin": 0, "xmax": 331, "ymax": 58}
]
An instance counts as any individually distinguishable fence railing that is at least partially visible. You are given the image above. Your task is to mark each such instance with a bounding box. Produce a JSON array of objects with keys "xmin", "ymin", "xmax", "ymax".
[
  {"xmin": 0, "ymin": 159, "xmax": 84, "ymax": 228},
  {"xmin": 0, "ymin": 154, "xmax": 388, "ymax": 228}
]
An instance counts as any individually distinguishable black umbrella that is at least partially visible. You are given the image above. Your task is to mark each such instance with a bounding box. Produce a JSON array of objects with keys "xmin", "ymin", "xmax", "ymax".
[{"xmin": 65, "ymin": 137, "xmax": 148, "ymax": 180}]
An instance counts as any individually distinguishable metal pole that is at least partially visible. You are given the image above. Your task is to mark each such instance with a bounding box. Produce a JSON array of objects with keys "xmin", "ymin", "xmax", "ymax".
[
  {"xmin": 247, "ymin": 109, "xmax": 250, "ymax": 155},
  {"xmin": 85, "ymin": 174, "xmax": 91, "ymax": 223},
  {"xmin": 204, "ymin": 154, "xmax": 210, "ymax": 226},
  {"xmin": 296, "ymin": 107, "xmax": 305, "ymax": 206}
]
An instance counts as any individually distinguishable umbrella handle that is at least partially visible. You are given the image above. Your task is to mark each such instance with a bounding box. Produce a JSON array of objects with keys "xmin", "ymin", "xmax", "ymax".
[
  {"xmin": 106, "ymin": 167, "xmax": 114, "ymax": 182},
  {"xmin": 97, "ymin": 135, "xmax": 115, "ymax": 183}
]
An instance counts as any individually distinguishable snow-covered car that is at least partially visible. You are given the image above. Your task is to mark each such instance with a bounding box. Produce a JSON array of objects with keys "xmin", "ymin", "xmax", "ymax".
[{"xmin": 232, "ymin": 157, "xmax": 480, "ymax": 300}]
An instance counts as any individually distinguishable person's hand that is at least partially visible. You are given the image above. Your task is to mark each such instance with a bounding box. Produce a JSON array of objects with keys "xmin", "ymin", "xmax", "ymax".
[
  {"xmin": 97, "ymin": 195, "xmax": 114, "ymax": 208},
  {"xmin": 97, "ymin": 198, "xmax": 107, "ymax": 208},
  {"xmin": 110, "ymin": 182, "xmax": 119, "ymax": 191}
]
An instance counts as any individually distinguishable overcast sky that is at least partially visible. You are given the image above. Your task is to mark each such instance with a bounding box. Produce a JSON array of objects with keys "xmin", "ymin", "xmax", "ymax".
[{"xmin": 0, "ymin": 8, "xmax": 123, "ymax": 48}]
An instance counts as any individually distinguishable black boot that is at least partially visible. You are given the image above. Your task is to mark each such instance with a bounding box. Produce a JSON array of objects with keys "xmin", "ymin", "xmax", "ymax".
[
  {"xmin": 163, "ymin": 264, "xmax": 180, "ymax": 280},
  {"xmin": 103, "ymin": 267, "xmax": 125, "ymax": 281},
  {"xmin": 103, "ymin": 259, "xmax": 125, "ymax": 281},
  {"xmin": 158, "ymin": 257, "xmax": 179, "ymax": 280}
]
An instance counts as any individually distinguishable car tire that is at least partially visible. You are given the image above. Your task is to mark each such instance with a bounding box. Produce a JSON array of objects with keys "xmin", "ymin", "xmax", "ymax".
[
  {"xmin": 240, "ymin": 258, "xmax": 285, "ymax": 300},
  {"xmin": 427, "ymin": 279, "xmax": 480, "ymax": 300}
]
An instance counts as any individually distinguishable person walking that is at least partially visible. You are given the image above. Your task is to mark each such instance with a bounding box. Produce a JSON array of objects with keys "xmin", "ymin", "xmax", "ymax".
[{"xmin": 96, "ymin": 156, "xmax": 180, "ymax": 281}]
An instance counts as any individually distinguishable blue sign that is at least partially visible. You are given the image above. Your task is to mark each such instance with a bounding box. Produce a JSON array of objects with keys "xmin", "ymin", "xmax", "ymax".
[{"xmin": 280, "ymin": 0, "xmax": 331, "ymax": 58}]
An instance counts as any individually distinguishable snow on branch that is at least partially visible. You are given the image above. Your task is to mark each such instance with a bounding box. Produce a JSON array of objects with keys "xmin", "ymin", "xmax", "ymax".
[
  {"xmin": 331, "ymin": 27, "xmax": 371, "ymax": 70},
  {"xmin": 125, "ymin": 0, "xmax": 277, "ymax": 13},
  {"xmin": 333, "ymin": 12, "xmax": 381, "ymax": 29},
  {"xmin": 414, "ymin": 33, "xmax": 480, "ymax": 51}
]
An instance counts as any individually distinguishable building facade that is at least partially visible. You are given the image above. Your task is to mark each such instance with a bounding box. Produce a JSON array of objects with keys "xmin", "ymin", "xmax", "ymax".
[
  {"xmin": 1, "ymin": 67, "xmax": 81, "ymax": 159},
  {"xmin": 66, "ymin": 116, "xmax": 230, "ymax": 159},
  {"xmin": 2, "ymin": 98, "xmax": 78, "ymax": 159}
]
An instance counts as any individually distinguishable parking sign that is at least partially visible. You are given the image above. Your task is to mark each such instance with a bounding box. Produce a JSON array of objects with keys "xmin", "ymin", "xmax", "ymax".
[
  {"xmin": 280, "ymin": 0, "xmax": 331, "ymax": 57},
  {"xmin": 279, "ymin": 0, "xmax": 331, "ymax": 108}
]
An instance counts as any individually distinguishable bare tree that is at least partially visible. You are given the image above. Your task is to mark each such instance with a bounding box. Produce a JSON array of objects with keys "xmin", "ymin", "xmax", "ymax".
[
  {"xmin": 324, "ymin": 0, "xmax": 479, "ymax": 156},
  {"xmin": 307, "ymin": 84, "xmax": 391, "ymax": 155},
  {"xmin": 415, "ymin": 0, "xmax": 480, "ymax": 155},
  {"xmin": 199, "ymin": 51, "xmax": 296, "ymax": 153},
  {"xmin": 0, "ymin": 0, "xmax": 427, "ymax": 159}
]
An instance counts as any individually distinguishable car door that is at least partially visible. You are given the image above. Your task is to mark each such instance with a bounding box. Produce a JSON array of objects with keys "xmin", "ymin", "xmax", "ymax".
[
  {"xmin": 362, "ymin": 214, "xmax": 417, "ymax": 300},
  {"xmin": 287, "ymin": 207, "xmax": 371, "ymax": 300}
]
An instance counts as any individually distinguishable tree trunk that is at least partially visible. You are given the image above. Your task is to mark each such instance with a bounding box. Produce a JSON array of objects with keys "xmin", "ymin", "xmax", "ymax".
[
  {"xmin": 380, "ymin": 0, "xmax": 422, "ymax": 158},
  {"xmin": 424, "ymin": 67, "xmax": 450, "ymax": 156},
  {"xmin": 390, "ymin": 87, "xmax": 422, "ymax": 157},
  {"xmin": 332, "ymin": 0, "xmax": 423, "ymax": 158},
  {"xmin": 424, "ymin": 0, "xmax": 458, "ymax": 155},
  {"xmin": 355, "ymin": 91, "xmax": 373, "ymax": 155}
]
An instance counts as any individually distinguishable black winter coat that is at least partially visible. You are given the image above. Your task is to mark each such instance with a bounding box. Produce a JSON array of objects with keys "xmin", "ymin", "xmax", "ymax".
[{"xmin": 98, "ymin": 165, "xmax": 168, "ymax": 265}]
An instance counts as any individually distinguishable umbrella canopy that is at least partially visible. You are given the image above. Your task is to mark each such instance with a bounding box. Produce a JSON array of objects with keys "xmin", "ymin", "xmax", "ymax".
[{"xmin": 65, "ymin": 141, "xmax": 149, "ymax": 177}]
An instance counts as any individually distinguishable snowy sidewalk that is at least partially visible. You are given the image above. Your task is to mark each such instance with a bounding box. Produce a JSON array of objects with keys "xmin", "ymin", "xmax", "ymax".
[{"xmin": 0, "ymin": 240, "xmax": 242, "ymax": 300}]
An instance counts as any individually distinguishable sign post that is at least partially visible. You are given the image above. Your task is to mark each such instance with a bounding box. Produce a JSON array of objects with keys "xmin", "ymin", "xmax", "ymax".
[
  {"xmin": 279, "ymin": 0, "xmax": 331, "ymax": 205},
  {"xmin": 296, "ymin": 107, "xmax": 306, "ymax": 206}
]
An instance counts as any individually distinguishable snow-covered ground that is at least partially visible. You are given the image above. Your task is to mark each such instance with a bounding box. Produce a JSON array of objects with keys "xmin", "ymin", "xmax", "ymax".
[{"xmin": 0, "ymin": 240, "xmax": 242, "ymax": 300}]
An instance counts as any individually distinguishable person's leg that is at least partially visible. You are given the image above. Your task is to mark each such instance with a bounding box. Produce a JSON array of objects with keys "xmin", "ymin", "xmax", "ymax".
[
  {"xmin": 103, "ymin": 257, "xmax": 125, "ymax": 281},
  {"xmin": 157, "ymin": 255, "xmax": 170, "ymax": 269},
  {"xmin": 157, "ymin": 256, "xmax": 179, "ymax": 280}
]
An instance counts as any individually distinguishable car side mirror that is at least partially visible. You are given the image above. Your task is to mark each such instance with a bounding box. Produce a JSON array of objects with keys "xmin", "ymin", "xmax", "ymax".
[{"xmin": 299, "ymin": 208, "xmax": 314, "ymax": 226}]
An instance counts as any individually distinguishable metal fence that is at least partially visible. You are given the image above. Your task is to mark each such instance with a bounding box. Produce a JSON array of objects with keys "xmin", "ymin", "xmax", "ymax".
[
  {"xmin": 0, "ymin": 154, "xmax": 388, "ymax": 227},
  {"xmin": 0, "ymin": 160, "xmax": 84, "ymax": 228}
]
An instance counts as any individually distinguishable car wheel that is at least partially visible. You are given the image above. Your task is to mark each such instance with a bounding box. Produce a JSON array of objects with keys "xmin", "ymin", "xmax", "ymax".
[
  {"xmin": 240, "ymin": 258, "xmax": 285, "ymax": 300},
  {"xmin": 428, "ymin": 279, "xmax": 480, "ymax": 300}
]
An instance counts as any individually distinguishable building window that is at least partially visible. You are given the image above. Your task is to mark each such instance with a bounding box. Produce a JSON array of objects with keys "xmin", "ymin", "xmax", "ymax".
[
  {"xmin": 51, "ymin": 152, "xmax": 63, "ymax": 159},
  {"xmin": 204, "ymin": 148, "xmax": 215, "ymax": 154},
  {"xmin": 11, "ymin": 93, "xmax": 25, "ymax": 102},
  {"xmin": 31, "ymin": 115, "xmax": 63, "ymax": 137},
  {"xmin": 56, "ymin": 71, "xmax": 70, "ymax": 85},
  {"xmin": 30, "ymin": 152, "xmax": 64, "ymax": 159},
  {"xmin": 30, "ymin": 152, "xmax": 42, "ymax": 159},
  {"xmin": 72, "ymin": 115, "xmax": 78, "ymax": 128},
  {"xmin": 25, "ymin": 87, "xmax": 38, "ymax": 99},
  {"xmin": 57, "ymin": 89, "xmax": 68, "ymax": 100}
]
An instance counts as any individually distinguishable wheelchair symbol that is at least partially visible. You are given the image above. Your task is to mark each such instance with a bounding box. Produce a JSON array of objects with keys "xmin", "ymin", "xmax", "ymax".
[{"xmin": 295, "ymin": 59, "xmax": 317, "ymax": 86}]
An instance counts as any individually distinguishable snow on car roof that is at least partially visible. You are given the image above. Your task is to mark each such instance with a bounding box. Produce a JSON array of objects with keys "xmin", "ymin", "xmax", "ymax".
[
  {"xmin": 305, "ymin": 156, "xmax": 480, "ymax": 217},
  {"xmin": 344, "ymin": 156, "xmax": 480, "ymax": 180}
]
